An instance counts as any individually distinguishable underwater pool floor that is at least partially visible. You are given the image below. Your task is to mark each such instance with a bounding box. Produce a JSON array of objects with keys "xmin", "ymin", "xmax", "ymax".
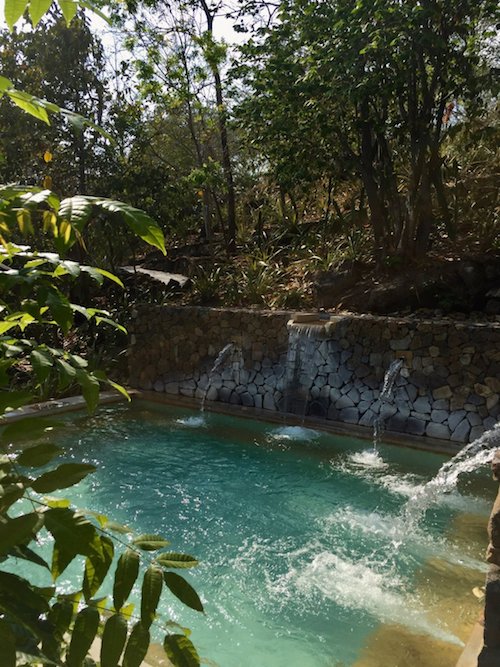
[{"xmin": 43, "ymin": 402, "xmax": 491, "ymax": 667}]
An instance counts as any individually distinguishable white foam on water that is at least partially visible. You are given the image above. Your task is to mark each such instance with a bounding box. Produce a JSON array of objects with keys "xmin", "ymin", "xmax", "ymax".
[
  {"xmin": 347, "ymin": 449, "xmax": 389, "ymax": 470},
  {"xmin": 269, "ymin": 426, "xmax": 320, "ymax": 441},
  {"xmin": 294, "ymin": 552, "xmax": 464, "ymax": 646},
  {"xmin": 175, "ymin": 415, "xmax": 207, "ymax": 428}
]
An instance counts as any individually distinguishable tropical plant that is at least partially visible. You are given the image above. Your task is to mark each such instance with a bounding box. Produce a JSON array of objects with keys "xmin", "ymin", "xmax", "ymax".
[{"xmin": 0, "ymin": 185, "xmax": 204, "ymax": 666}]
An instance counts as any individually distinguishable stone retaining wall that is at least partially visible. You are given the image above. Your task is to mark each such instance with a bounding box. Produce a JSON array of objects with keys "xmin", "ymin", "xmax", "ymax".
[{"xmin": 128, "ymin": 306, "xmax": 500, "ymax": 444}]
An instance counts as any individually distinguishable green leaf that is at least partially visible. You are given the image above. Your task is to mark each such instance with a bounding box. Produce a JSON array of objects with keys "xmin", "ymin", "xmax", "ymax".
[
  {"xmin": 76, "ymin": 370, "xmax": 100, "ymax": 413},
  {"xmin": 57, "ymin": 0, "xmax": 77, "ymax": 23},
  {"xmin": 66, "ymin": 606, "xmax": 100, "ymax": 667},
  {"xmin": 31, "ymin": 463, "xmax": 96, "ymax": 493},
  {"xmin": 6, "ymin": 89, "xmax": 50, "ymax": 124},
  {"xmin": 0, "ymin": 513, "xmax": 41, "ymax": 556},
  {"xmin": 140, "ymin": 565, "xmax": 163, "ymax": 629},
  {"xmin": 1, "ymin": 416, "xmax": 60, "ymax": 444},
  {"xmin": 11, "ymin": 543, "xmax": 50, "ymax": 570},
  {"xmin": 113, "ymin": 548, "xmax": 140, "ymax": 612},
  {"xmin": 122, "ymin": 622, "xmax": 150, "ymax": 667},
  {"xmin": 83, "ymin": 535, "xmax": 114, "ymax": 602},
  {"xmin": 0, "ymin": 618, "xmax": 16, "ymax": 667},
  {"xmin": 58, "ymin": 196, "xmax": 93, "ymax": 232},
  {"xmin": 132, "ymin": 534, "xmax": 170, "ymax": 551},
  {"xmin": 45, "ymin": 287, "xmax": 73, "ymax": 333},
  {"xmin": 94, "ymin": 316, "xmax": 127, "ymax": 334},
  {"xmin": 44, "ymin": 508, "xmax": 99, "ymax": 578},
  {"xmin": 0, "ymin": 571, "xmax": 49, "ymax": 614},
  {"xmin": 163, "ymin": 634, "xmax": 200, "ymax": 667},
  {"xmin": 29, "ymin": 0, "xmax": 53, "ymax": 26},
  {"xmin": 48, "ymin": 599, "xmax": 74, "ymax": 639},
  {"xmin": 0, "ymin": 321, "xmax": 18, "ymax": 335},
  {"xmin": 163, "ymin": 573, "xmax": 203, "ymax": 612},
  {"xmin": 0, "ymin": 389, "xmax": 32, "ymax": 412},
  {"xmin": 56, "ymin": 358, "xmax": 76, "ymax": 389},
  {"xmin": 17, "ymin": 443, "xmax": 61, "ymax": 467},
  {"xmin": 0, "ymin": 483, "xmax": 25, "ymax": 512},
  {"xmin": 83, "ymin": 266, "xmax": 124, "ymax": 288},
  {"xmin": 94, "ymin": 199, "xmax": 166, "ymax": 254},
  {"xmin": 100, "ymin": 613, "xmax": 128, "ymax": 667},
  {"xmin": 0, "ymin": 75, "xmax": 13, "ymax": 92},
  {"xmin": 4, "ymin": 0, "xmax": 29, "ymax": 30},
  {"xmin": 106, "ymin": 379, "xmax": 131, "ymax": 401},
  {"xmin": 105, "ymin": 520, "xmax": 131, "ymax": 535},
  {"xmin": 155, "ymin": 553, "xmax": 199, "ymax": 569}
]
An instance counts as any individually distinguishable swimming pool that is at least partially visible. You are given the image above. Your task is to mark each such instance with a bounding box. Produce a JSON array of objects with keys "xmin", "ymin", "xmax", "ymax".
[{"xmin": 43, "ymin": 402, "xmax": 492, "ymax": 667}]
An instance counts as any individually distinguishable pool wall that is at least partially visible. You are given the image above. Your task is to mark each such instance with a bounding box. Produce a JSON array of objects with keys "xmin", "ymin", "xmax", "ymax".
[{"xmin": 128, "ymin": 306, "xmax": 500, "ymax": 445}]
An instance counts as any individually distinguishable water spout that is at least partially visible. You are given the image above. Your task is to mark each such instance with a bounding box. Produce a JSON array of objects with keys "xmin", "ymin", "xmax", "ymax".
[
  {"xmin": 402, "ymin": 420, "xmax": 500, "ymax": 530},
  {"xmin": 200, "ymin": 343, "xmax": 243, "ymax": 412},
  {"xmin": 373, "ymin": 358, "xmax": 404, "ymax": 450}
]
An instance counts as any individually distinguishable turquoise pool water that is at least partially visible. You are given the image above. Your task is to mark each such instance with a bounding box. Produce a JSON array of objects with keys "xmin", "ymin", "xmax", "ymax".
[{"xmin": 41, "ymin": 403, "xmax": 492, "ymax": 666}]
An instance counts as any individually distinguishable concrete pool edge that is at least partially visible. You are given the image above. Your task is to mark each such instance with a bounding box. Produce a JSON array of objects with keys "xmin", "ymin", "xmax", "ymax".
[{"xmin": 0, "ymin": 390, "xmax": 129, "ymax": 423}]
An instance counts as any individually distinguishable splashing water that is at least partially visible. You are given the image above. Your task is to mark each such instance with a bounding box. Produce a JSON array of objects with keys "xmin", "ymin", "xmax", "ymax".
[
  {"xmin": 200, "ymin": 343, "xmax": 244, "ymax": 412},
  {"xmin": 269, "ymin": 426, "xmax": 320, "ymax": 442},
  {"xmin": 402, "ymin": 421, "xmax": 500, "ymax": 530},
  {"xmin": 373, "ymin": 359, "xmax": 404, "ymax": 450},
  {"xmin": 176, "ymin": 415, "xmax": 207, "ymax": 428}
]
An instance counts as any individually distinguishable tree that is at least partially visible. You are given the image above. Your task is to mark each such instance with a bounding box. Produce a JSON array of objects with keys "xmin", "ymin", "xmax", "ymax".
[
  {"xmin": 119, "ymin": 0, "xmax": 238, "ymax": 251},
  {"xmin": 236, "ymin": 0, "xmax": 500, "ymax": 262}
]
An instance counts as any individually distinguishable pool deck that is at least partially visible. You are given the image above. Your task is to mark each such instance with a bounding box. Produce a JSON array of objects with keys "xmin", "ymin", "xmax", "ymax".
[{"xmin": 456, "ymin": 621, "xmax": 483, "ymax": 666}]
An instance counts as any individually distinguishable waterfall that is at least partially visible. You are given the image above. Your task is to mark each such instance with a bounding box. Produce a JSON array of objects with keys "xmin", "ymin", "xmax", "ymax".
[{"xmin": 282, "ymin": 325, "xmax": 320, "ymax": 419}]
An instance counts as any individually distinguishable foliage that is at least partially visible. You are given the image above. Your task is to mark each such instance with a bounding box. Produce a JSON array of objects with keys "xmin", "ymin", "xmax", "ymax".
[
  {"xmin": 0, "ymin": 14, "xmax": 110, "ymax": 195},
  {"xmin": 0, "ymin": 189, "xmax": 202, "ymax": 665},
  {"xmin": 235, "ymin": 0, "xmax": 500, "ymax": 261}
]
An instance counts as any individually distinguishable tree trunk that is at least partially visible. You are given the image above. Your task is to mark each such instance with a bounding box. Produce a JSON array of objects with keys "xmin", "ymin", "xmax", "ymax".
[{"xmin": 200, "ymin": 0, "xmax": 236, "ymax": 254}]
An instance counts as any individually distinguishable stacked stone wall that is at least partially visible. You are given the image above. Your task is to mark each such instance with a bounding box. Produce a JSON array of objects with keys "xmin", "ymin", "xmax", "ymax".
[{"xmin": 129, "ymin": 306, "xmax": 500, "ymax": 444}]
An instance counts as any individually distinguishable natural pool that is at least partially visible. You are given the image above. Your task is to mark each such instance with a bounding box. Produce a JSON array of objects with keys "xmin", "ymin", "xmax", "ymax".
[{"xmin": 43, "ymin": 402, "xmax": 493, "ymax": 667}]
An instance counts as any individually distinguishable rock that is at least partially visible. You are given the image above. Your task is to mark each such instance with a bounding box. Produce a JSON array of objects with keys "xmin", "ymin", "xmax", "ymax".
[
  {"xmin": 470, "ymin": 425, "xmax": 485, "ymax": 442},
  {"xmin": 414, "ymin": 396, "xmax": 431, "ymax": 413},
  {"xmin": 347, "ymin": 387, "xmax": 360, "ymax": 403},
  {"xmin": 328, "ymin": 373, "xmax": 343, "ymax": 388},
  {"xmin": 387, "ymin": 414, "xmax": 408, "ymax": 433},
  {"xmin": 451, "ymin": 419, "xmax": 471, "ymax": 443},
  {"xmin": 336, "ymin": 395, "xmax": 355, "ymax": 409},
  {"xmin": 406, "ymin": 417, "xmax": 426, "ymax": 436},
  {"xmin": 433, "ymin": 386, "xmax": 452, "ymax": 400},
  {"xmin": 359, "ymin": 410, "xmax": 376, "ymax": 426},
  {"xmin": 254, "ymin": 394, "xmax": 263, "ymax": 409},
  {"xmin": 153, "ymin": 380, "xmax": 165, "ymax": 392},
  {"xmin": 390, "ymin": 336, "xmax": 411, "ymax": 351},
  {"xmin": 430, "ymin": 409, "xmax": 448, "ymax": 424},
  {"xmin": 219, "ymin": 387, "xmax": 232, "ymax": 402},
  {"xmin": 205, "ymin": 385, "xmax": 218, "ymax": 402},
  {"xmin": 339, "ymin": 407, "xmax": 359, "ymax": 424},
  {"xmin": 328, "ymin": 404, "xmax": 339, "ymax": 420},
  {"xmin": 229, "ymin": 392, "xmax": 242, "ymax": 405},
  {"xmin": 241, "ymin": 392, "xmax": 254, "ymax": 407},
  {"xmin": 426, "ymin": 422, "xmax": 451, "ymax": 440},
  {"xmin": 263, "ymin": 392, "xmax": 276, "ymax": 411},
  {"xmin": 468, "ymin": 412, "xmax": 482, "ymax": 427},
  {"xmin": 433, "ymin": 399, "xmax": 449, "ymax": 410},
  {"xmin": 448, "ymin": 410, "xmax": 467, "ymax": 431}
]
